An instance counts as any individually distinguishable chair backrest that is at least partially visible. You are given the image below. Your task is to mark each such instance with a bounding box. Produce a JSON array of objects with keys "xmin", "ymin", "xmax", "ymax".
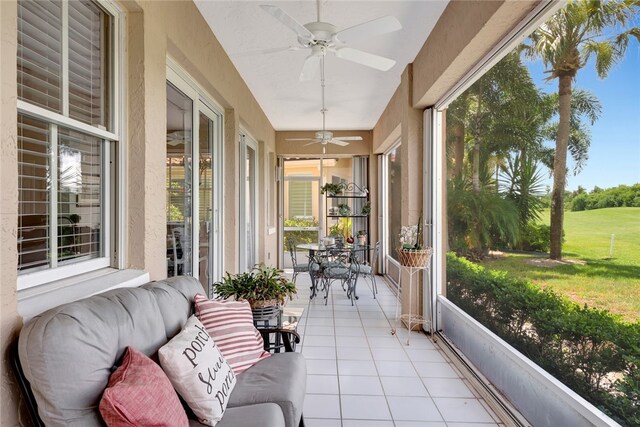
[{"xmin": 287, "ymin": 238, "xmax": 298, "ymax": 267}]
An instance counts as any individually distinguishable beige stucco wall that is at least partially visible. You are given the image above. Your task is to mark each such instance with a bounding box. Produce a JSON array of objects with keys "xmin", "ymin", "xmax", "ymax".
[
  {"xmin": 1, "ymin": 1, "xmax": 21, "ymax": 423},
  {"xmin": 1, "ymin": 1, "xmax": 277, "ymax": 424}
]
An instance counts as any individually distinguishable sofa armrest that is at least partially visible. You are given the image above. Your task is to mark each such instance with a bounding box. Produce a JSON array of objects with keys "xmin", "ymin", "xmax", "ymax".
[{"xmin": 257, "ymin": 328, "xmax": 301, "ymax": 353}]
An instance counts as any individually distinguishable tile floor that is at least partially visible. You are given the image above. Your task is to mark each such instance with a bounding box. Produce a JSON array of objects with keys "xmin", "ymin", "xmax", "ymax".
[{"xmin": 284, "ymin": 271, "xmax": 505, "ymax": 427}]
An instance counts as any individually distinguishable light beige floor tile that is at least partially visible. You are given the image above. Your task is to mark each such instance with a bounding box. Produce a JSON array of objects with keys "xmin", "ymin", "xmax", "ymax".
[
  {"xmin": 433, "ymin": 398, "xmax": 495, "ymax": 423},
  {"xmin": 387, "ymin": 396, "xmax": 444, "ymax": 422},
  {"xmin": 339, "ymin": 375, "xmax": 384, "ymax": 395},
  {"xmin": 340, "ymin": 395, "xmax": 391, "ymax": 420},
  {"xmin": 380, "ymin": 376, "xmax": 429, "ymax": 397},
  {"xmin": 304, "ymin": 394, "xmax": 341, "ymax": 419}
]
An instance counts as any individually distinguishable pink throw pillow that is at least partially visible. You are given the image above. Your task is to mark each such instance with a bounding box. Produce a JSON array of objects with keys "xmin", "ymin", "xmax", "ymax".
[
  {"xmin": 99, "ymin": 346, "xmax": 188, "ymax": 427},
  {"xmin": 194, "ymin": 294, "xmax": 271, "ymax": 374}
]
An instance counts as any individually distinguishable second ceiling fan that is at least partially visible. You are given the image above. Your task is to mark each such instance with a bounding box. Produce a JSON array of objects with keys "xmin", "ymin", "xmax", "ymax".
[{"xmin": 260, "ymin": 1, "xmax": 402, "ymax": 81}]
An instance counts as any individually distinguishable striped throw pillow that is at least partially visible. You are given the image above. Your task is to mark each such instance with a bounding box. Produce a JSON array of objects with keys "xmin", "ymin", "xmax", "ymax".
[{"xmin": 194, "ymin": 294, "xmax": 271, "ymax": 374}]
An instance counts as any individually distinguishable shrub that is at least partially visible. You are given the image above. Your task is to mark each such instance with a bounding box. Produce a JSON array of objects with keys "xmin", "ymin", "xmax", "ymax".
[
  {"xmin": 446, "ymin": 253, "xmax": 639, "ymax": 426},
  {"xmin": 517, "ymin": 223, "xmax": 551, "ymax": 252}
]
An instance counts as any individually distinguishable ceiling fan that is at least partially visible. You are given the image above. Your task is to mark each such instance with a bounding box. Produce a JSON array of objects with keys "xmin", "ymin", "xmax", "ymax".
[
  {"xmin": 286, "ymin": 56, "xmax": 363, "ymax": 152},
  {"xmin": 259, "ymin": 1, "xmax": 402, "ymax": 81}
]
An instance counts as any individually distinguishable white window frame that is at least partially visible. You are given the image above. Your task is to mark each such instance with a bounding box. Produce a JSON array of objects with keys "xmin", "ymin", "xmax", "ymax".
[
  {"xmin": 166, "ymin": 59, "xmax": 225, "ymax": 285},
  {"xmin": 239, "ymin": 131, "xmax": 259, "ymax": 272},
  {"xmin": 17, "ymin": 0, "xmax": 123, "ymax": 290}
]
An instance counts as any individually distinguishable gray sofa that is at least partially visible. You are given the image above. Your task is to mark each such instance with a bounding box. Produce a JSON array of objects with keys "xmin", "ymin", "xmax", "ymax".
[{"xmin": 17, "ymin": 276, "xmax": 306, "ymax": 427}]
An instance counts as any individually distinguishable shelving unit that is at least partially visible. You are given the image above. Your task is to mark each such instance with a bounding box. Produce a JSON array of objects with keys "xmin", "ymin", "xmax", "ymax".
[{"xmin": 324, "ymin": 182, "xmax": 369, "ymax": 244}]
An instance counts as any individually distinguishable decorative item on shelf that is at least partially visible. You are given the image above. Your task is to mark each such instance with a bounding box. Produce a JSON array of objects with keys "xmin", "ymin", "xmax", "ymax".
[
  {"xmin": 328, "ymin": 206, "xmax": 338, "ymax": 215},
  {"xmin": 320, "ymin": 182, "xmax": 345, "ymax": 196},
  {"xmin": 346, "ymin": 235, "xmax": 354, "ymax": 244},
  {"xmin": 338, "ymin": 203, "xmax": 351, "ymax": 216},
  {"xmin": 396, "ymin": 212, "xmax": 432, "ymax": 267},
  {"xmin": 360, "ymin": 201, "xmax": 371, "ymax": 215},
  {"xmin": 214, "ymin": 264, "xmax": 297, "ymax": 317},
  {"xmin": 357, "ymin": 230, "xmax": 367, "ymax": 246}
]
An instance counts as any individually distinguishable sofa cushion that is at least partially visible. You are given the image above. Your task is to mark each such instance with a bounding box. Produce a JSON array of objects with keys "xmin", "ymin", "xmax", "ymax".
[
  {"xmin": 99, "ymin": 346, "xmax": 188, "ymax": 427},
  {"xmin": 228, "ymin": 352, "xmax": 306, "ymax": 427},
  {"xmin": 194, "ymin": 295, "xmax": 270, "ymax": 374},
  {"xmin": 189, "ymin": 403, "xmax": 285, "ymax": 427},
  {"xmin": 18, "ymin": 276, "xmax": 203, "ymax": 426},
  {"xmin": 159, "ymin": 316, "xmax": 236, "ymax": 426}
]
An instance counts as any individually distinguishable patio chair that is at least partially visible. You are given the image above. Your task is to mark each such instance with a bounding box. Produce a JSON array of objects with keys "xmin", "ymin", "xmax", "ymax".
[
  {"xmin": 351, "ymin": 241, "xmax": 380, "ymax": 298},
  {"xmin": 287, "ymin": 239, "xmax": 309, "ymax": 284},
  {"xmin": 321, "ymin": 248, "xmax": 359, "ymax": 306}
]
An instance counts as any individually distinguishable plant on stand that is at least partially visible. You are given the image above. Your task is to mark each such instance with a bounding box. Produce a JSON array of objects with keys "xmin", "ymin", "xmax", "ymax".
[
  {"xmin": 397, "ymin": 212, "xmax": 432, "ymax": 267},
  {"xmin": 320, "ymin": 182, "xmax": 345, "ymax": 196}
]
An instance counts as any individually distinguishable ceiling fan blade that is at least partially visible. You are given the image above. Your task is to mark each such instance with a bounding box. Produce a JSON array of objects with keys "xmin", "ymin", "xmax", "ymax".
[
  {"xmin": 285, "ymin": 138, "xmax": 314, "ymax": 141},
  {"xmin": 300, "ymin": 55, "xmax": 321, "ymax": 81},
  {"xmin": 334, "ymin": 136, "xmax": 363, "ymax": 141},
  {"xmin": 233, "ymin": 45, "xmax": 302, "ymax": 58},
  {"xmin": 335, "ymin": 47, "xmax": 396, "ymax": 71},
  {"xmin": 330, "ymin": 139, "xmax": 350, "ymax": 147},
  {"xmin": 333, "ymin": 15, "xmax": 402, "ymax": 44},
  {"xmin": 260, "ymin": 5, "xmax": 314, "ymax": 42},
  {"xmin": 304, "ymin": 140, "xmax": 321, "ymax": 146}
]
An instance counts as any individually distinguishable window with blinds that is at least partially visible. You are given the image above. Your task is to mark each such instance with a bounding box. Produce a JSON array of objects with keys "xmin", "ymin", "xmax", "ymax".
[
  {"xmin": 16, "ymin": 0, "xmax": 114, "ymax": 282},
  {"xmin": 288, "ymin": 181, "xmax": 313, "ymax": 219}
]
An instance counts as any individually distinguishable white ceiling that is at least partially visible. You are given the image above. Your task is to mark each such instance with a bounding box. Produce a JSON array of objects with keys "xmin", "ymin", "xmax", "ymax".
[{"xmin": 194, "ymin": 1, "xmax": 448, "ymax": 131}]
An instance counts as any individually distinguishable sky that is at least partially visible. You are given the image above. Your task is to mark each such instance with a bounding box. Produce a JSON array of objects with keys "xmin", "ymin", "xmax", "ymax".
[{"xmin": 525, "ymin": 39, "xmax": 640, "ymax": 192}]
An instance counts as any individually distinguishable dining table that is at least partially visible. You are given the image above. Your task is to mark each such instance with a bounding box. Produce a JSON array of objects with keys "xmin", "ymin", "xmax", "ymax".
[{"xmin": 296, "ymin": 242, "xmax": 371, "ymax": 304}]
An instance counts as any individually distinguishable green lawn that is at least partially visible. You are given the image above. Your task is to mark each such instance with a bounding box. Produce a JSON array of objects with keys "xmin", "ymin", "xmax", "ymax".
[{"xmin": 479, "ymin": 207, "xmax": 640, "ymax": 323}]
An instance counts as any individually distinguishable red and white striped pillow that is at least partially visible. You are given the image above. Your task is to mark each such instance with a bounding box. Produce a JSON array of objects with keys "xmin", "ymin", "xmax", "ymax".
[{"xmin": 194, "ymin": 294, "xmax": 271, "ymax": 374}]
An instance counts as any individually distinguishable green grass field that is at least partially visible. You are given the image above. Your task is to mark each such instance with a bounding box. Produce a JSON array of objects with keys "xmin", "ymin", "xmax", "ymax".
[{"xmin": 480, "ymin": 207, "xmax": 640, "ymax": 323}]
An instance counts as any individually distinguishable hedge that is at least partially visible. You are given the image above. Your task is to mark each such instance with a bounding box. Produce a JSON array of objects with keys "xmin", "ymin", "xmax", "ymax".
[{"xmin": 446, "ymin": 253, "xmax": 639, "ymax": 426}]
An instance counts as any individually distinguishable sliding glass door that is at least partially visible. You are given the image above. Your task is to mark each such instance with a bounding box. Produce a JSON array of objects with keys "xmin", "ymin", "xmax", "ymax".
[{"xmin": 166, "ymin": 62, "xmax": 223, "ymax": 295}]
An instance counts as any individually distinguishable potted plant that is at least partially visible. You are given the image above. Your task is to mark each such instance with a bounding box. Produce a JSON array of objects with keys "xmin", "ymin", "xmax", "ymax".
[
  {"xmin": 360, "ymin": 201, "xmax": 371, "ymax": 215},
  {"xmin": 397, "ymin": 212, "xmax": 432, "ymax": 267},
  {"xmin": 338, "ymin": 203, "xmax": 351, "ymax": 216},
  {"xmin": 214, "ymin": 264, "xmax": 297, "ymax": 310},
  {"xmin": 320, "ymin": 182, "xmax": 345, "ymax": 196},
  {"xmin": 357, "ymin": 230, "xmax": 367, "ymax": 246}
]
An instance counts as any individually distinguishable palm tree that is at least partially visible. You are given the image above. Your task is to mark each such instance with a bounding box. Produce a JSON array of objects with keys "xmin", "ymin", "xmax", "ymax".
[{"xmin": 522, "ymin": 0, "xmax": 639, "ymax": 259}]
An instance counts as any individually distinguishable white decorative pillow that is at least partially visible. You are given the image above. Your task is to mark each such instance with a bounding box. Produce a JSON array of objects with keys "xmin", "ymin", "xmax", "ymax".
[{"xmin": 159, "ymin": 315, "xmax": 236, "ymax": 426}]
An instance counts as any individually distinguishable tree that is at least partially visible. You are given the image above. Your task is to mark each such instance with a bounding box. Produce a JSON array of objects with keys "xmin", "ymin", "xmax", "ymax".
[{"xmin": 522, "ymin": 0, "xmax": 640, "ymax": 259}]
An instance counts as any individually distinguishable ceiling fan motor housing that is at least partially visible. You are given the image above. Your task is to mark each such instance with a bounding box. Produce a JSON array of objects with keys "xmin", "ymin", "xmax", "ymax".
[{"xmin": 302, "ymin": 22, "xmax": 338, "ymax": 47}]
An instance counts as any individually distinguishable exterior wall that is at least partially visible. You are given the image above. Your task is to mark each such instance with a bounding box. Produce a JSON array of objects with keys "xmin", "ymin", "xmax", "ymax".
[
  {"xmin": 1, "ymin": 1, "xmax": 276, "ymax": 424},
  {"xmin": 413, "ymin": 0, "xmax": 539, "ymax": 108},
  {"xmin": 1, "ymin": 1, "xmax": 21, "ymax": 424}
]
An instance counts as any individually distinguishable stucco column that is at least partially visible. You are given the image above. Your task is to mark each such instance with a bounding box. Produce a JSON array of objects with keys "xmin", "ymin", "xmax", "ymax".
[
  {"xmin": 400, "ymin": 65, "xmax": 425, "ymax": 328},
  {"xmin": 1, "ymin": 0, "xmax": 22, "ymax": 423}
]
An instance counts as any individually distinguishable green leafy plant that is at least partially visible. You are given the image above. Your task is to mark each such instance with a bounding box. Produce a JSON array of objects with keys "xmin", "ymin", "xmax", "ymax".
[
  {"xmin": 361, "ymin": 201, "xmax": 371, "ymax": 215},
  {"xmin": 320, "ymin": 182, "xmax": 345, "ymax": 195},
  {"xmin": 338, "ymin": 203, "xmax": 351, "ymax": 216},
  {"xmin": 446, "ymin": 253, "xmax": 639, "ymax": 425},
  {"xmin": 214, "ymin": 264, "xmax": 297, "ymax": 307}
]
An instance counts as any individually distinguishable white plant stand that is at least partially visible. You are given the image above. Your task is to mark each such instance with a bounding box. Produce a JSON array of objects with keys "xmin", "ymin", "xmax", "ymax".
[{"xmin": 392, "ymin": 263, "xmax": 433, "ymax": 345}]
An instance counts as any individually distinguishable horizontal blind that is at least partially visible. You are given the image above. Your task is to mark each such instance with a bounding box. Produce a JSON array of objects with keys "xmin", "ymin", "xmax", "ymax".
[
  {"xmin": 289, "ymin": 181, "xmax": 313, "ymax": 219},
  {"xmin": 18, "ymin": 114, "xmax": 51, "ymax": 272},
  {"xmin": 17, "ymin": 0, "xmax": 63, "ymax": 113},
  {"xmin": 57, "ymin": 128, "xmax": 103, "ymax": 264},
  {"xmin": 68, "ymin": 0, "xmax": 109, "ymax": 128}
]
